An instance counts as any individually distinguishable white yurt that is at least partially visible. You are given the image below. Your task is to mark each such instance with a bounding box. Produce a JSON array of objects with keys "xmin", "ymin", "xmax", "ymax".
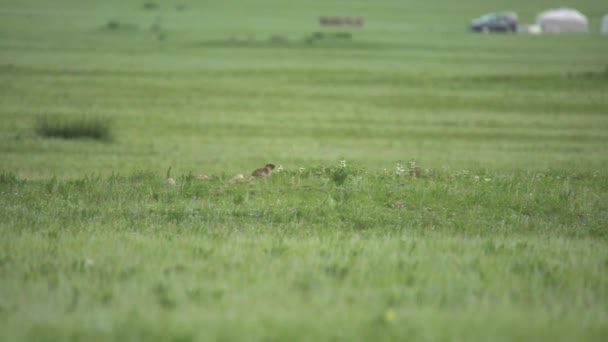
[
  {"xmin": 602, "ymin": 14, "xmax": 608, "ymax": 33},
  {"xmin": 536, "ymin": 8, "xmax": 588, "ymax": 33}
]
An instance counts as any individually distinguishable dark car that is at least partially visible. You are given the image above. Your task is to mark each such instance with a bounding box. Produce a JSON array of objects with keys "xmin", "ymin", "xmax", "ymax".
[{"xmin": 470, "ymin": 12, "xmax": 518, "ymax": 33}]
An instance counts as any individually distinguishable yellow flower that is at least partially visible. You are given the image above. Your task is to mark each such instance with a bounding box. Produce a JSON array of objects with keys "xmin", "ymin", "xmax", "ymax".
[{"xmin": 384, "ymin": 308, "xmax": 397, "ymax": 322}]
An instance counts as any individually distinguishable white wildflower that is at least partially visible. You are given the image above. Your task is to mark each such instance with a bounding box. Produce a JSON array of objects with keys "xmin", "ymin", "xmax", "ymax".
[
  {"xmin": 408, "ymin": 159, "xmax": 416, "ymax": 170},
  {"xmin": 395, "ymin": 162, "xmax": 405, "ymax": 176}
]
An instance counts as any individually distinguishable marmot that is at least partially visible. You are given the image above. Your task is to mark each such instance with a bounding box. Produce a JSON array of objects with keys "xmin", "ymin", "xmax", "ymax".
[{"xmin": 251, "ymin": 163, "xmax": 276, "ymax": 177}]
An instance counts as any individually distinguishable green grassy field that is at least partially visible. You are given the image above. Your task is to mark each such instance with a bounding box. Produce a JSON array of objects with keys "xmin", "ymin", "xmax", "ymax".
[{"xmin": 1, "ymin": 0, "xmax": 608, "ymax": 341}]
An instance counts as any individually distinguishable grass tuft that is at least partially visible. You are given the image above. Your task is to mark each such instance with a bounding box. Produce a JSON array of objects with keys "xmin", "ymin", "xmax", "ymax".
[
  {"xmin": 104, "ymin": 20, "xmax": 138, "ymax": 31},
  {"xmin": 34, "ymin": 116, "xmax": 113, "ymax": 141}
]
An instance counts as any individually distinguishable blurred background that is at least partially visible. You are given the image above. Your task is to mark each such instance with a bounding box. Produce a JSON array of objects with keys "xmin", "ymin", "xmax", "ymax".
[{"xmin": 1, "ymin": 0, "xmax": 607, "ymax": 177}]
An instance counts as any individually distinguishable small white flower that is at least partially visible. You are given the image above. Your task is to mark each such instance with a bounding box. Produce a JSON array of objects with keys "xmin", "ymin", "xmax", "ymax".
[
  {"xmin": 395, "ymin": 162, "xmax": 405, "ymax": 176},
  {"xmin": 85, "ymin": 258, "xmax": 95, "ymax": 267},
  {"xmin": 276, "ymin": 165, "xmax": 284, "ymax": 172},
  {"xmin": 339, "ymin": 159, "xmax": 347, "ymax": 168},
  {"xmin": 408, "ymin": 159, "xmax": 416, "ymax": 170},
  {"xmin": 484, "ymin": 178, "xmax": 491, "ymax": 182},
  {"xmin": 299, "ymin": 167, "xmax": 305, "ymax": 173}
]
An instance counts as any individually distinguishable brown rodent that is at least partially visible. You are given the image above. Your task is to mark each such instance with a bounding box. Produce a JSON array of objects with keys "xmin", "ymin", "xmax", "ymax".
[{"xmin": 251, "ymin": 163, "xmax": 276, "ymax": 177}]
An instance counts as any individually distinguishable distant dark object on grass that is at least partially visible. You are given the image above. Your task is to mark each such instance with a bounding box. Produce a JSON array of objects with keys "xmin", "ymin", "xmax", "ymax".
[
  {"xmin": 104, "ymin": 20, "xmax": 138, "ymax": 31},
  {"xmin": 319, "ymin": 17, "xmax": 364, "ymax": 27},
  {"xmin": 195, "ymin": 33, "xmax": 376, "ymax": 50},
  {"xmin": 567, "ymin": 67, "xmax": 608, "ymax": 80},
  {"xmin": 305, "ymin": 31, "xmax": 352, "ymax": 43},
  {"xmin": 157, "ymin": 32, "xmax": 168, "ymax": 41},
  {"xmin": 106, "ymin": 20, "xmax": 120, "ymax": 30},
  {"xmin": 35, "ymin": 116, "xmax": 113, "ymax": 141},
  {"xmin": 143, "ymin": 2, "xmax": 158, "ymax": 10}
]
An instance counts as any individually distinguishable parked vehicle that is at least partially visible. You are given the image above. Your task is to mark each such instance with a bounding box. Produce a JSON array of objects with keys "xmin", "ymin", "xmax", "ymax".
[{"xmin": 470, "ymin": 12, "xmax": 518, "ymax": 33}]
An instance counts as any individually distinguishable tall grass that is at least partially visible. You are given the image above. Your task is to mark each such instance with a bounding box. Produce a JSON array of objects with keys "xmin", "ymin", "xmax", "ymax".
[{"xmin": 35, "ymin": 116, "xmax": 112, "ymax": 141}]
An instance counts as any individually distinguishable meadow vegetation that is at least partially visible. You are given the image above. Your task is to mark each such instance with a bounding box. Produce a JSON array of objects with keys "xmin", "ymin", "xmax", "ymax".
[
  {"xmin": 34, "ymin": 115, "xmax": 112, "ymax": 141},
  {"xmin": 1, "ymin": 0, "xmax": 607, "ymax": 341}
]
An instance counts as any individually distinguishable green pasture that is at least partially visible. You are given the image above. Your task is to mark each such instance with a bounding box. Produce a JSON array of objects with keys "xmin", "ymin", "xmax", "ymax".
[
  {"xmin": 1, "ymin": 169, "xmax": 607, "ymax": 341},
  {"xmin": 1, "ymin": 0, "xmax": 607, "ymax": 341},
  {"xmin": 1, "ymin": 0, "xmax": 607, "ymax": 177}
]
